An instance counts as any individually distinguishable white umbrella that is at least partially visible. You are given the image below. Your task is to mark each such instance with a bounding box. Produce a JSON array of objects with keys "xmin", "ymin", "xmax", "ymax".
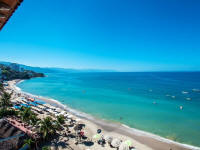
[
  {"xmin": 75, "ymin": 118, "xmax": 81, "ymax": 122},
  {"xmin": 104, "ymin": 135, "xmax": 113, "ymax": 143},
  {"xmin": 56, "ymin": 108, "xmax": 62, "ymax": 112},
  {"xmin": 55, "ymin": 113, "xmax": 60, "ymax": 117},
  {"xmin": 47, "ymin": 105, "xmax": 54, "ymax": 109},
  {"xmin": 60, "ymin": 111, "xmax": 66, "ymax": 115},
  {"xmin": 111, "ymin": 138, "xmax": 122, "ymax": 148},
  {"xmin": 44, "ymin": 103, "xmax": 51, "ymax": 108},
  {"xmin": 67, "ymin": 115, "xmax": 73, "ymax": 118},
  {"xmin": 48, "ymin": 109, "xmax": 54, "ymax": 114},
  {"xmin": 93, "ymin": 134, "xmax": 101, "ymax": 141},
  {"xmin": 119, "ymin": 142, "xmax": 129, "ymax": 150},
  {"xmin": 37, "ymin": 105, "xmax": 45, "ymax": 110}
]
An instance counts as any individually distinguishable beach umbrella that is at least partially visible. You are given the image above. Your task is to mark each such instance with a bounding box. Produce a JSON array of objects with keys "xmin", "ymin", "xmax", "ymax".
[
  {"xmin": 21, "ymin": 104, "xmax": 30, "ymax": 108},
  {"xmin": 119, "ymin": 142, "xmax": 129, "ymax": 150},
  {"xmin": 74, "ymin": 124, "xmax": 85, "ymax": 131},
  {"xmin": 104, "ymin": 135, "xmax": 113, "ymax": 143},
  {"xmin": 124, "ymin": 140, "xmax": 132, "ymax": 147},
  {"xmin": 111, "ymin": 138, "xmax": 122, "ymax": 148},
  {"xmin": 28, "ymin": 102, "xmax": 38, "ymax": 106},
  {"xmin": 55, "ymin": 113, "xmax": 60, "ymax": 117},
  {"xmin": 67, "ymin": 115, "xmax": 73, "ymax": 118},
  {"xmin": 44, "ymin": 103, "xmax": 51, "ymax": 108},
  {"xmin": 97, "ymin": 129, "xmax": 101, "ymax": 134},
  {"xmin": 14, "ymin": 105, "xmax": 21, "ymax": 109},
  {"xmin": 56, "ymin": 108, "xmax": 62, "ymax": 112},
  {"xmin": 34, "ymin": 100, "xmax": 45, "ymax": 105},
  {"xmin": 37, "ymin": 105, "xmax": 44, "ymax": 109},
  {"xmin": 93, "ymin": 134, "xmax": 101, "ymax": 140},
  {"xmin": 50, "ymin": 106, "xmax": 56, "ymax": 110},
  {"xmin": 60, "ymin": 111, "xmax": 66, "ymax": 115},
  {"xmin": 75, "ymin": 118, "xmax": 81, "ymax": 122}
]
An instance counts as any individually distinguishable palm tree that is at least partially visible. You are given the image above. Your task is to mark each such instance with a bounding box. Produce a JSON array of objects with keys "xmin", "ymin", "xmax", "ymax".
[
  {"xmin": 0, "ymin": 82, "xmax": 3, "ymax": 92},
  {"xmin": 30, "ymin": 113, "xmax": 39, "ymax": 125},
  {"xmin": 39, "ymin": 116, "xmax": 56, "ymax": 140},
  {"xmin": 54, "ymin": 115, "xmax": 65, "ymax": 131},
  {"xmin": 19, "ymin": 107, "xmax": 39, "ymax": 126},
  {"xmin": 56, "ymin": 115, "xmax": 65, "ymax": 125},
  {"xmin": 42, "ymin": 146, "xmax": 50, "ymax": 150},
  {"xmin": 19, "ymin": 107, "xmax": 32, "ymax": 122},
  {"xmin": 0, "ymin": 91, "xmax": 12, "ymax": 109}
]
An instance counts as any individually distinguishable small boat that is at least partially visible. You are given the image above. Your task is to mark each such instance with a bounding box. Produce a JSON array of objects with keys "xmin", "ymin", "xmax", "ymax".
[
  {"xmin": 186, "ymin": 98, "xmax": 191, "ymax": 101},
  {"xmin": 192, "ymin": 89, "xmax": 200, "ymax": 92},
  {"xmin": 180, "ymin": 106, "xmax": 183, "ymax": 110},
  {"xmin": 171, "ymin": 96, "xmax": 176, "ymax": 99},
  {"xmin": 182, "ymin": 91, "xmax": 188, "ymax": 94}
]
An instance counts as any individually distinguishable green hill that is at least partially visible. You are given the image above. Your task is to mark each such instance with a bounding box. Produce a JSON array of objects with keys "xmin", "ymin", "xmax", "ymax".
[{"xmin": 0, "ymin": 63, "xmax": 44, "ymax": 81}]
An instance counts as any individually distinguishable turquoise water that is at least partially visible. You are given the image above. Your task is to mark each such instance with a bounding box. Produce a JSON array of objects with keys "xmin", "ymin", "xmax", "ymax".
[{"xmin": 18, "ymin": 72, "xmax": 200, "ymax": 146}]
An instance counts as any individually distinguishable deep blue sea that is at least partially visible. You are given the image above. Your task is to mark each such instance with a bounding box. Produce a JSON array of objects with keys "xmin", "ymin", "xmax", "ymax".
[{"xmin": 17, "ymin": 72, "xmax": 200, "ymax": 146}]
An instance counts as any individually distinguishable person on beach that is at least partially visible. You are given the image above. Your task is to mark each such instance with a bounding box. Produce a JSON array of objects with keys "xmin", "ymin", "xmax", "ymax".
[
  {"xmin": 98, "ymin": 135, "xmax": 106, "ymax": 147},
  {"xmin": 75, "ymin": 130, "xmax": 85, "ymax": 144}
]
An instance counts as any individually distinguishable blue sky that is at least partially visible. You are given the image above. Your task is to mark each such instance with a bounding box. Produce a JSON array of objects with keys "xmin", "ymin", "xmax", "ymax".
[{"xmin": 0, "ymin": 0, "xmax": 200, "ymax": 71}]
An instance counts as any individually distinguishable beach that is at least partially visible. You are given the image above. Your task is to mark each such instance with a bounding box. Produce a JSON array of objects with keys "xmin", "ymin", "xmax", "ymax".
[{"xmin": 4, "ymin": 79, "xmax": 199, "ymax": 150}]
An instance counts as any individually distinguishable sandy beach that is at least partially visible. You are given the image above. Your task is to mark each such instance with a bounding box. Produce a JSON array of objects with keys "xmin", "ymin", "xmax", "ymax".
[{"xmin": 5, "ymin": 79, "xmax": 200, "ymax": 150}]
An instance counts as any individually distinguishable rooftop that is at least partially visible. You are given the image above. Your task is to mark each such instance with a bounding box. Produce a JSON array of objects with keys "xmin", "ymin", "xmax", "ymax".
[
  {"xmin": 0, "ymin": 118, "xmax": 28, "ymax": 150},
  {"xmin": 0, "ymin": 0, "xmax": 23, "ymax": 30}
]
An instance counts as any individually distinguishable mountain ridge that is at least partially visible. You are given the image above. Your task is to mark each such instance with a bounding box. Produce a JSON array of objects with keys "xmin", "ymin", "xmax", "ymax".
[{"xmin": 0, "ymin": 61, "xmax": 116, "ymax": 73}]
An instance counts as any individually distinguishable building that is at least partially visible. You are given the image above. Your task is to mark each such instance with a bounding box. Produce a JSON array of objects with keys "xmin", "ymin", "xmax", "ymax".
[
  {"xmin": 0, "ymin": 119, "xmax": 28, "ymax": 150},
  {"xmin": 0, "ymin": 0, "xmax": 23, "ymax": 30}
]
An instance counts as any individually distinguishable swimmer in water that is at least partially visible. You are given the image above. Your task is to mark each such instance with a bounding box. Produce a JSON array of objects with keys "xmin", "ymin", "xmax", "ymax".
[
  {"xmin": 182, "ymin": 91, "xmax": 188, "ymax": 94},
  {"xmin": 171, "ymin": 96, "xmax": 176, "ymax": 99}
]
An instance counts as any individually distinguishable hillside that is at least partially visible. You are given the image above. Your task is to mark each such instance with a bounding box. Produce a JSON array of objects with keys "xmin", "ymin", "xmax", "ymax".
[
  {"xmin": 0, "ymin": 63, "xmax": 45, "ymax": 81},
  {"xmin": 0, "ymin": 61, "xmax": 115, "ymax": 73}
]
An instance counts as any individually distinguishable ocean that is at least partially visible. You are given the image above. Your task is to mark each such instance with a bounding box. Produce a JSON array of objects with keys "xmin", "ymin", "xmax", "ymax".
[{"xmin": 17, "ymin": 72, "xmax": 200, "ymax": 147}]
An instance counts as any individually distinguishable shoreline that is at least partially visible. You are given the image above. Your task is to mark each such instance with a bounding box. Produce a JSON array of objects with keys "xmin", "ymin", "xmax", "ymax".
[{"xmin": 10, "ymin": 79, "xmax": 200, "ymax": 150}]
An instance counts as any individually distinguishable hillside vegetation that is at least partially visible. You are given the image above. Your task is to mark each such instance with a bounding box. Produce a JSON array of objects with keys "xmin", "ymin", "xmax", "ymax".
[{"xmin": 0, "ymin": 63, "xmax": 45, "ymax": 81}]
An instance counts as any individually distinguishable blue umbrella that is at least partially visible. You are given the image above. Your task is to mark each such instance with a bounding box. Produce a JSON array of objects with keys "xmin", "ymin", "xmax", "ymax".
[
  {"xmin": 34, "ymin": 100, "xmax": 45, "ymax": 104},
  {"xmin": 20, "ymin": 104, "xmax": 30, "ymax": 108},
  {"xmin": 14, "ymin": 105, "xmax": 21, "ymax": 109},
  {"xmin": 28, "ymin": 102, "xmax": 38, "ymax": 106}
]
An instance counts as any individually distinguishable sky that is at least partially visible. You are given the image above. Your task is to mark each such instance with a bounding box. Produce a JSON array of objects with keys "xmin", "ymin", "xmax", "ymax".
[{"xmin": 0, "ymin": 0, "xmax": 200, "ymax": 71}]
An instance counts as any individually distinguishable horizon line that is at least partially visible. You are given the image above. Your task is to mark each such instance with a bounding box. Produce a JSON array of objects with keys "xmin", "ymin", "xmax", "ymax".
[{"xmin": 0, "ymin": 61, "xmax": 200, "ymax": 73}]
